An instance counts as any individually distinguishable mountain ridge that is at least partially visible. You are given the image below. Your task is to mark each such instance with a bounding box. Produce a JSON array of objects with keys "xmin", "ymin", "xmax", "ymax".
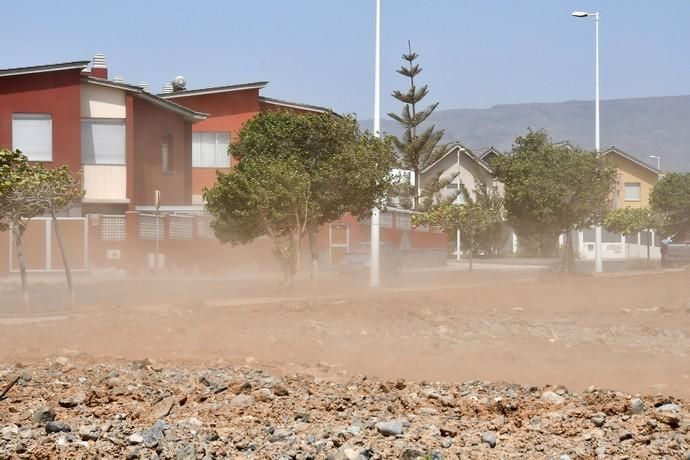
[{"xmin": 363, "ymin": 95, "xmax": 690, "ymax": 172}]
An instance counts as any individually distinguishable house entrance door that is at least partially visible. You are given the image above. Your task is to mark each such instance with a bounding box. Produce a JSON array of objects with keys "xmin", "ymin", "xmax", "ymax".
[{"xmin": 329, "ymin": 223, "xmax": 350, "ymax": 267}]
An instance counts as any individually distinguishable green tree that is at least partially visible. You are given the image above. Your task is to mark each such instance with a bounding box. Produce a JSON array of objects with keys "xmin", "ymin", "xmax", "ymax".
[
  {"xmin": 493, "ymin": 130, "xmax": 616, "ymax": 273},
  {"xmin": 413, "ymin": 201, "xmax": 484, "ymax": 272},
  {"xmin": 388, "ymin": 42, "xmax": 449, "ymax": 208},
  {"xmin": 650, "ymin": 172, "xmax": 690, "ymax": 234},
  {"xmin": 205, "ymin": 156, "xmax": 312, "ymax": 287},
  {"xmin": 0, "ymin": 150, "xmax": 82, "ymax": 305},
  {"xmin": 205, "ymin": 111, "xmax": 396, "ymax": 285},
  {"xmin": 603, "ymin": 207, "xmax": 660, "ymax": 260}
]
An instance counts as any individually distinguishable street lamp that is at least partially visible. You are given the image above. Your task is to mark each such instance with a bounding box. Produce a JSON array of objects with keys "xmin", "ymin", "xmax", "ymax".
[
  {"xmin": 649, "ymin": 155, "xmax": 661, "ymax": 170},
  {"xmin": 369, "ymin": 0, "xmax": 381, "ymax": 287},
  {"xmin": 572, "ymin": 10, "xmax": 603, "ymax": 274}
]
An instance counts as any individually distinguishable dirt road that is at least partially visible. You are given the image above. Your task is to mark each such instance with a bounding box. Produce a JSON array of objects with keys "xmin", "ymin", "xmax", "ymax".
[{"xmin": 1, "ymin": 268, "xmax": 689, "ymax": 398}]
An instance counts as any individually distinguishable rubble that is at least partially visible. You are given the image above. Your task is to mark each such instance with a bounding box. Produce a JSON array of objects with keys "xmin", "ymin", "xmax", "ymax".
[{"xmin": 1, "ymin": 359, "xmax": 689, "ymax": 458}]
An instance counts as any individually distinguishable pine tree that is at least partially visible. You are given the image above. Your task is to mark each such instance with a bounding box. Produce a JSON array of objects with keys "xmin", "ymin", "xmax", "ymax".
[{"xmin": 388, "ymin": 41, "xmax": 449, "ymax": 208}]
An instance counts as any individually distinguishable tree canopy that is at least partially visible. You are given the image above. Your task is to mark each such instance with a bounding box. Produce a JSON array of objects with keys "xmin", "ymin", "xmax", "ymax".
[
  {"xmin": 387, "ymin": 42, "xmax": 448, "ymax": 207},
  {"xmin": 492, "ymin": 130, "xmax": 616, "ymax": 271},
  {"xmin": 650, "ymin": 172, "xmax": 690, "ymax": 234},
  {"xmin": 204, "ymin": 111, "xmax": 396, "ymax": 285},
  {"xmin": 0, "ymin": 148, "xmax": 83, "ymax": 304}
]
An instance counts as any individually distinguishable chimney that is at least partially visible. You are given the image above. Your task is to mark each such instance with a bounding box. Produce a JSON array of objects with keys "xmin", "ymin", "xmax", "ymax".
[
  {"xmin": 113, "ymin": 76, "xmax": 125, "ymax": 84},
  {"xmin": 162, "ymin": 82, "xmax": 174, "ymax": 94},
  {"xmin": 91, "ymin": 53, "xmax": 108, "ymax": 79},
  {"xmin": 137, "ymin": 81, "xmax": 149, "ymax": 92}
]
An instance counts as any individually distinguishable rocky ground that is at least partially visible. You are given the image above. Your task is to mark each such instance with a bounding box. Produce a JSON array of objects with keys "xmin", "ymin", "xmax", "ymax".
[{"xmin": 1, "ymin": 358, "xmax": 689, "ymax": 459}]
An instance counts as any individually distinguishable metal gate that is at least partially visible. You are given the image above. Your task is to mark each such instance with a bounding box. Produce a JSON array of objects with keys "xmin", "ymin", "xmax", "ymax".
[{"xmin": 8, "ymin": 217, "xmax": 88, "ymax": 272}]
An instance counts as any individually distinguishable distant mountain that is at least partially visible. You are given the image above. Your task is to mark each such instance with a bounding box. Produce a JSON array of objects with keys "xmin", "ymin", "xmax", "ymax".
[{"xmin": 363, "ymin": 95, "xmax": 690, "ymax": 172}]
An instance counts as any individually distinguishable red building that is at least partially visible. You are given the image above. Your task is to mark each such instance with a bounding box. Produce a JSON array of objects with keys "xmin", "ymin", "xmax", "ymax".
[
  {"xmin": 158, "ymin": 83, "xmax": 331, "ymax": 203},
  {"xmin": 0, "ymin": 55, "xmax": 207, "ymax": 215}
]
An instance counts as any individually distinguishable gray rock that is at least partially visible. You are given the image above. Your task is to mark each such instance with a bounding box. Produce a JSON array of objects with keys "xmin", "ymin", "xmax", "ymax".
[
  {"xmin": 441, "ymin": 437, "xmax": 452, "ymax": 448},
  {"xmin": 59, "ymin": 391, "xmax": 87, "ymax": 408},
  {"xmin": 595, "ymin": 446, "xmax": 606, "ymax": 458},
  {"xmin": 253, "ymin": 388, "xmax": 275, "ymax": 402},
  {"xmin": 128, "ymin": 432, "xmax": 144, "ymax": 445},
  {"xmin": 32, "ymin": 406, "xmax": 55, "ymax": 424},
  {"xmin": 78, "ymin": 424, "xmax": 100, "ymax": 441},
  {"xmin": 560, "ymin": 455, "xmax": 572, "ymax": 460},
  {"xmin": 482, "ymin": 431, "xmax": 497, "ymax": 448},
  {"xmin": 269, "ymin": 428, "xmax": 291, "ymax": 442},
  {"xmin": 230, "ymin": 394, "xmax": 255, "ymax": 408},
  {"xmin": 45, "ymin": 421, "xmax": 71, "ymax": 433},
  {"xmin": 541, "ymin": 391, "xmax": 565, "ymax": 405},
  {"xmin": 657, "ymin": 403, "xmax": 681, "ymax": 412},
  {"xmin": 174, "ymin": 444, "xmax": 196, "ymax": 460},
  {"xmin": 619, "ymin": 431, "xmax": 634, "ymax": 441},
  {"xmin": 141, "ymin": 423, "xmax": 165, "ymax": 448},
  {"xmin": 376, "ymin": 420, "xmax": 404, "ymax": 436},
  {"xmin": 591, "ymin": 413, "xmax": 607, "ymax": 427},
  {"xmin": 272, "ymin": 384, "xmax": 289, "ymax": 396},
  {"xmin": 1, "ymin": 424, "xmax": 19, "ymax": 440},
  {"xmin": 399, "ymin": 449, "xmax": 426, "ymax": 460},
  {"xmin": 125, "ymin": 447, "xmax": 140, "ymax": 460},
  {"xmin": 631, "ymin": 398, "xmax": 644, "ymax": 415}
]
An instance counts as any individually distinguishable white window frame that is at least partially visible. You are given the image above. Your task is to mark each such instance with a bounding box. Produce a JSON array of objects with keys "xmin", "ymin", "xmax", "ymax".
[
  {"xmin": 12, "ymin": 113, "xmax": 53, "ymax": 161},
  {"xmin": 192, "ymin": 131, "xmax": 230, "ymax": 168},
  {"xmin": 80, "ymin": 118, "xmax": 126, "ymax": 165},
  {"xmin": 624, "ymin": 182, "xmax": 641, "ymax": 202}
]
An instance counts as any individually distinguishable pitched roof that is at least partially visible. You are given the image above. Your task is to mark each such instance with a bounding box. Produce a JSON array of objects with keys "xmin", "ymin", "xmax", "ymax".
[
  {"xmin": 601, "ymin": 146, "xmax": 660, "ymax": 174},
  {"xmin": 84, "ymin": 77, "xmax": 207, "ymax": 121},
  {"xmin": 258, "ymin": 96, "xmax": 333, "ymax": 114},
  {"xmin": 421, "ymin": 143, "xmax": 493, "ymax": 175},
  {"xmin": 0, "ymin": 60, "xmax": 90, "ymax": 78},
  {"xmin": 157, "ymin": 81, "xmax": 269, "ymax": 99}
]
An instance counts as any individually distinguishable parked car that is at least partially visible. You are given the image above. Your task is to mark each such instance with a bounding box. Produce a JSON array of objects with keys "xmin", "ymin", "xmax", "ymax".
[
  {"xmin": 661, "ymin": 229, "xmax": 690, "ymax": 267},
  {"xmin": 339, "ymin": 242, "xmax": 401, "ymax": 277}
]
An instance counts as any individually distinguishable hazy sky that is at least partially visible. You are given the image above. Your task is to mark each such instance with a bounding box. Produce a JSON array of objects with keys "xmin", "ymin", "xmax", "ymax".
[{"xmin": 3, "ymin": 1, "xmax": 690, "ymax": 118}]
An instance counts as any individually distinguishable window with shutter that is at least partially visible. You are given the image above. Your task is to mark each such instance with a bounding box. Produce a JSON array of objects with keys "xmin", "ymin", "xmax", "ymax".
[
  {"xmin": 12, "ymin": 114, "xmax": 52, "ymax": 161},
  {"xmin": 81, "ymin": 119, "xmax": 126, "ymax": 165},
  {"xmin": 192, "ymin": 132, "xmax": 230, "ymax": 167}
]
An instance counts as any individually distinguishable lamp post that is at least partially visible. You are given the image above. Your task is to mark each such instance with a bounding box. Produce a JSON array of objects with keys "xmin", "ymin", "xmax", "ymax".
[
  {"xmin": 572, "ymin": 10, "xmax": 603, "ymax": 274},
  {"xmin": 649, "ymin": 155, "xmax": 661, "ymax": 171},
  {"xmin": 369, "ymin": 0, "xmax": 381, "ymax": 287}
]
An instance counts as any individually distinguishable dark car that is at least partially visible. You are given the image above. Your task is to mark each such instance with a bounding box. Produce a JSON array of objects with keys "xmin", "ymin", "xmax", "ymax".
[
  {"xmin": 339, "ymin": 242, "xmax": 401, "ymax": 277},
  {"xmin": 661, "ymin": 229, "xmax": 690, "ymax": 267}
]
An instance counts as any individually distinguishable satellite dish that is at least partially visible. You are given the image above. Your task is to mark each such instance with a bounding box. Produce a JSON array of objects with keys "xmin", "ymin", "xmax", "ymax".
[{"xmin": 172, "ymin": 76, "xmax": 187, "ymax": 91}]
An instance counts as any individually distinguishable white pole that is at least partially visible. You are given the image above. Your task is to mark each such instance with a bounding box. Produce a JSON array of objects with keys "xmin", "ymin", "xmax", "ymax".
[
  {"xmin": 593, "ymin": 12, "xmax": 603, "ymax": 274},
  {"xmin": 369, "ymin": 0, "xmax": 381, "ymax": 287},
  {"xmin": 456, "ymin": 148, "xmax": 461, "ymax": 261}
]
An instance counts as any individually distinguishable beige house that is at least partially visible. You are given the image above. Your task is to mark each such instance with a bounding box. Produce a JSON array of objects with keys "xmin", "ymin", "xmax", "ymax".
[
  {"xmin": 419, "ymin": 143, "xmax": 499, "ymax": 204},
  {"xmin": 601, "ymin": 147, "xmax": 660, "ymax": 209}
]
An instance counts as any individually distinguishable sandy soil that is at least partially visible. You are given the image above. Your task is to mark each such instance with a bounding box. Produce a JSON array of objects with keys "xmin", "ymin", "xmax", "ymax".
[{"xmin": 1, "ymin": 268, "xmax": 689, "ymax": 398}]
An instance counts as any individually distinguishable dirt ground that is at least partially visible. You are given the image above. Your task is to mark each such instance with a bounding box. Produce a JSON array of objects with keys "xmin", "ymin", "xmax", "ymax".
[{"xmin": 1, "ymin": 267, "xmax": 689, "ymax": 399}]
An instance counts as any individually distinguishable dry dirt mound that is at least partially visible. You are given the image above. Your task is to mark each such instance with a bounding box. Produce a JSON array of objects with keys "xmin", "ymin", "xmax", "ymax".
[{"xmin": 1, "ymin": 358, "xmax": 689, "ymax": 459}]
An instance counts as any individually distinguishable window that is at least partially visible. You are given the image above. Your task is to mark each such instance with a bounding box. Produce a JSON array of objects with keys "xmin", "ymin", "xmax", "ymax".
[
  {"xmin": 162, "ymin": 135, "xmax": 173, "ymax": 172},
  {"xmin": 12, "ymin": 113, "xmax": 52, "ymax": 161},
  {"xmin": 81, "ymin": 119, "xmax": 126, "ymax": 165},
  {"xmin": 192, "ymin": 132, "xmax": 230, "ymax": 167},
  {"xmin": 446, "ymin": 183, "xmax": 459, "ymax": 190},
  {"xmin": 624, "ymin": 182, "xmax": 641, "ymax": 201}
]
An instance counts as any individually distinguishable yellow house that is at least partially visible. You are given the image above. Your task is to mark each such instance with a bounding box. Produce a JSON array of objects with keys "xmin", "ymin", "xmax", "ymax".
[{"xmin": 602, "ymin": 147, "xmax": 660, "ymax": 209}]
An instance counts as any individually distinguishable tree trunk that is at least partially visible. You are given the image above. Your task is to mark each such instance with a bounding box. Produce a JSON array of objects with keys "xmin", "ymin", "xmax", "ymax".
[
  {"xmin": 51, "ymin": 204, "xmax": 74, "ymax": 307},
  {"xmin": 308, "ymin": 226, "xmax": 320, "ymax": 288},
  {"xmin": 414, "ymin": 168, "xmax": 420, "ymax": 210},
  {"xmin": 562, "ymin": 227, "xmax": 576, "ymax": 274},
  {"xmin": 13, "ymin": 224, "xmax": 29, "ymax": 308}
]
